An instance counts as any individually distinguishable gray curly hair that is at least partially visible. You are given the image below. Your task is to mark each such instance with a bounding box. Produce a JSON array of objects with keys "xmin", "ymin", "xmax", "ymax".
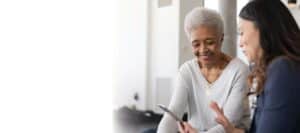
[{"xmin": 184, "ymin": 7, "xmax": 224, "ymax": 39}]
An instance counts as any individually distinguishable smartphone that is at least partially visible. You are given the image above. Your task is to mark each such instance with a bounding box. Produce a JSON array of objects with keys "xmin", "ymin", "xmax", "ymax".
[{"xmin": 157, "ymin": 104, "xmax": 183, "ymax": 123}]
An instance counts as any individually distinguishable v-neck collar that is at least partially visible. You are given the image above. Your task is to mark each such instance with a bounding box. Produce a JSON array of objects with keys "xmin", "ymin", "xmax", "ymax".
[{"xmin": 194, "ymin": 58, "xmax": 236, "ymax": 89}]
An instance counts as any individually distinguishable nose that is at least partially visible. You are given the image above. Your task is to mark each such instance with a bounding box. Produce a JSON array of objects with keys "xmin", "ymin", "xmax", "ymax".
[
  {"xmin": 239, "ymin": 42, "xmax": 243, "ymax": 48},
  {"xmin": 239, "ymin": 39, "xmax": 244, "ymax": 48},
  {"xmin": 199, "ymin": 43, "xmax": 208, "ymax": 53}
]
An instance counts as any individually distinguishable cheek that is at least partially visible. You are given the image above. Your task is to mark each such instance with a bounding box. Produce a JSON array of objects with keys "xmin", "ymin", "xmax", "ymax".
[
  {"xmin": 253, "ymin": 45, "xmax": 262, "ymax": 58},
  {"xmin": 245, "ymin": 45, "xmax": 261, "ymax": 62},
  {"xmin": 192, "ymin": 47, "xmax": 199, "ymax": 53},
  {"xmin": 192, "ymin": 48, "xmax": 200, "ymax": 56},
  {"xmin": 239, "ymin": 36, "xmax": 247, "ymax": 51},
  {"xmin": 240, "ymin": 36, "xmax": 251, "ymax": 51},
  {"xmin": 241, "ymin": 36, "xmax": 249, "ymax": 46},
  {"xmin": 247, "ymin": 48, "xmax": 255, "ymax": 57},
  {"xmin": 208, "ymin": 44, "xmax": 220, "ymax": 53}
]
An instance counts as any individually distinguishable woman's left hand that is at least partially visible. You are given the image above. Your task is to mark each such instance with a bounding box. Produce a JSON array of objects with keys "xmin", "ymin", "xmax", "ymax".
[
  {"xmin": 177, "ymin": 122, "xmax": 198, "ymax": 133},
  {"xmin": 177, "ymin": 102, "xmax": 244, "ymax": 133},
  {"xmin": 210, "ymin": 101, "xmax": 245, "ymax": 133}
]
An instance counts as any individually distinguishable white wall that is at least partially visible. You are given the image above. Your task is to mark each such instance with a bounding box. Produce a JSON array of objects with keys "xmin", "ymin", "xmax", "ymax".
[
  {"xmin": 115, "ymin": 0, "xmax": 180, "ymax": 111},
  {"xmin": 290, "ymin": 8, "xmax": 300, "ymax": 27},
  {"xmin": 147, "ymin": 0, "xmax": 179, "ymax": 112},
  {"xmin": 148, "ymin": 0, "xmax": 202, "ymax": 113},
  {"xmin": 114, "ymin": 0, "xmax": 148, "ymax": 110}
]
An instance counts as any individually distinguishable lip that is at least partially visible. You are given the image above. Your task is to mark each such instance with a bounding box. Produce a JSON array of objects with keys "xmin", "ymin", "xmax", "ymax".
[
  {"xmin": 201, "ymin": 55, "xmax": 210, "ymax": 60},
  {"xmin": 242, "ymin": 51, "xmax": 246, "ymax": 55}
]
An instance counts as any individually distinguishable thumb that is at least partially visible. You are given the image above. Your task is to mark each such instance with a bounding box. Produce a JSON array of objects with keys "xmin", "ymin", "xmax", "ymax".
[
  {"xmin": 177, "ymin": 122, "xmax": 185, "ymax": 133},
  {"xmin": 210, "ymin": 101, "xmax": 223, "ymax": 115}
]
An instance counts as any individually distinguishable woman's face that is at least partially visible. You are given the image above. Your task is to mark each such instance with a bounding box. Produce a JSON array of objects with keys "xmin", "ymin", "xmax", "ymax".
[
  {"xmin": 238, "ymin": 18, "xmax": 263, "ymax": 63},
  {"xmin": 190, "ymin": 25, "xmax": 223, "ymax": 66}
]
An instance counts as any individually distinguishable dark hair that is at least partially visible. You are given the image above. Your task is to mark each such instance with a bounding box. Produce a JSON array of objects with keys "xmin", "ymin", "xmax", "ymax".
[{"xmin": 239, "ymin": 0, "xmax": 300, "ymax": 94}]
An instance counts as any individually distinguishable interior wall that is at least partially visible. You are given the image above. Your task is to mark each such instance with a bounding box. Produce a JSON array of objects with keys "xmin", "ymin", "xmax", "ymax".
[
  {"xmin": 290, "ymin": 8, "xmax": 300, "ymax": 27},
  {"xmin": 147, "ymin": 0, "xmax": 203, "ymax": 113},
  {"xmin": 147, "ymin": 0, "xmax": 179, "ymax": 112},
  {"xmin": 114, "ymin": 0, "xmax": 148, "ymax": 110}
]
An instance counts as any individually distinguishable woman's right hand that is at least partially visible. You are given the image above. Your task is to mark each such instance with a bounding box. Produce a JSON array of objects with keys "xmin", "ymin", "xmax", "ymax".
[
  {"xmin": 177, "ymin": 122, "xmax": 198, "ymax": 133},
  {"xmin": 210, "ymin": 101, "xmax": 245, "ymax": 133}
]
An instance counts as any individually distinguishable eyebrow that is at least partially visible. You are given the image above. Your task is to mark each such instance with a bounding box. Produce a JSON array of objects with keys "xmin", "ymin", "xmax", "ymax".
[{"xmin": 192, "ymin": 40, "xmax": 199, "ymax": 44}]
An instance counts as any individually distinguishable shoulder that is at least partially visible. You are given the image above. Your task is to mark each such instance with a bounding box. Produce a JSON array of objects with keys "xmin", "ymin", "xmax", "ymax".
[
  {"xmin": 267, "ymin": 56, "xmax": 295, "ymax": 74},
  {"xmin": 262, "ymin": 57, "xmax": 300, "ymax": 109},
  {"xmin": 178, "ymin": 58, "xmax": 197, "ymax": 75},
  {"xmin": 176, "ymin": 59, "xmax": 197, "ymax": 87},
  {"xmin": 232, "ymin": 58, "xmax": 248, "ymax": 69},
  {"xmin": 229, "ymin": 58, "xmax": 250, "ymax": 75},
  {"xmin": 268, "ymin": 56, "xmax": 290, "ymax": 68},
  {"xmin": 264, "ymin": 56, "xmax": 300, "ymax": 93}
]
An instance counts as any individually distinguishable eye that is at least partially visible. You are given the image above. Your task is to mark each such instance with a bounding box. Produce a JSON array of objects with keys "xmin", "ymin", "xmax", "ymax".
[
  {"xmin": 204, "ymin": 39, "xmax": 215, "ymax": 45},
  {"xmin": 237, "ymin": 31, "xmax": 243, "ymax": 36},
  {"xmin": 192, "ymin": 43, "xmax": 200, "ymax": 48}
]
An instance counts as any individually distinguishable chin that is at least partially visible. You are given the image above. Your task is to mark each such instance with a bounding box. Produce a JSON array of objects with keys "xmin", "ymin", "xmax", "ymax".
[
  {"xmin": 248, "ymin": 58, "xmax": 257, "ymax": 64},
  {"xmin": 199, "ymin": 59, "xmax": 212, "ymax": 65},
  {"xmin": 246, "ymin": 58, "xmax": 252, "ymax": 63}
]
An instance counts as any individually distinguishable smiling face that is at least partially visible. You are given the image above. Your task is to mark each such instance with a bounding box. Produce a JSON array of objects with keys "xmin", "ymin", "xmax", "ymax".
[
  {"xmin": 238, "ymin": 18, "xmax": 263, "ymax": 63},
  {"xmin": 190, "ymin": 25, "xmax": 223, "ymax": 66}
]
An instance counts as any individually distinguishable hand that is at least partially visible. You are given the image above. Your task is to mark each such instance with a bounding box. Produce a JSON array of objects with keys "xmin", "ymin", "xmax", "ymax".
[
  {"xmin": 177, "ymin": 122, "xmax": 197, "ymax": 133},
  {"xmin": 210, "ymin": 101, "xmax": 245, "ymax": 133}
]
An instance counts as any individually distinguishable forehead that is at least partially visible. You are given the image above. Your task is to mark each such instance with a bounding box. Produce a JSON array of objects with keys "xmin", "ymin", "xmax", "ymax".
[
  {"xmin": 238, "ymin": 18, "xmax": 256, "ymax": 31},
  {"xmin": 190, "ymin": 25, "xmax": 220, "ymax": 39}
]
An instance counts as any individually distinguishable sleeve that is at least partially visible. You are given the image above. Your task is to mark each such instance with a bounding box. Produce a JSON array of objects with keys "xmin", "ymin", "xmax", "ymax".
[
  {"xmin": 202, "ymin": 66, "xmax": 251, "ymax": 133},
  {"xmin": 256, "ymin": 59, "xmax": 298, "ymax": 133},
  {"xmin": 157, "ymin": 69, "xmax": 189, "ymax": 133}
]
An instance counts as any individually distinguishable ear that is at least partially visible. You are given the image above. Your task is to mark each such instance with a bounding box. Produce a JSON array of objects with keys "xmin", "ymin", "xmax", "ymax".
[
  {"xmin": 220, "ymin": 33, "xmax": 224, "ymax": 42},
  {"xmin": 218, "ymin": 34, "xmax": 224, "ymax": 48}
]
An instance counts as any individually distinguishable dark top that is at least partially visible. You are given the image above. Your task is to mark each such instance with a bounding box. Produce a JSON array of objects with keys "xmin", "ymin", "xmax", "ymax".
[{"xmin": 250, "ymin": 57, "xmax": 300, "ymax": 133}]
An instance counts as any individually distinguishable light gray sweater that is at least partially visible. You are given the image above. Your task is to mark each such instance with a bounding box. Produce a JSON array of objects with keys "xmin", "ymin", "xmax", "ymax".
[{"xmin": 157, "ymin": 58, "xmax": 251, "ymax": 133}]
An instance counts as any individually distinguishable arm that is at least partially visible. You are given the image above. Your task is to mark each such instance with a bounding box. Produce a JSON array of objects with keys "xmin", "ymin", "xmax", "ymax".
[
  {"xmin": 256, "ymin": 59, "xmax": 298, "ymax": 133},
  {"xmin": 157, "ymin": 71, "xmax": 189, "ymax": 133},
  {"xmin": 203, "ymin": 67, "xmax": 250, "ymax": 133}
]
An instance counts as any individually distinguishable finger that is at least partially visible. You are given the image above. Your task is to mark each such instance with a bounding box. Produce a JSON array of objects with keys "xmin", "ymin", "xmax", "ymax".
[
  {"xmin": 210, "ymin": 101, "xmax": 223, "ymax": 115},
  {"xmin": 220, "ymin": 107, "xmax": 224, "ymax": 114},
  {"xmin": 217, "ymin": 116, "xmax": 230, "ymax": 127},
  {"xmin": 215, "ymin": 117, "xmax": 226, "ymax": 126},
  {"xmin": 183, "ymin": 122, "xmax": 194, "ymax": 133},
  {"xmin": 184, "ymin": 122, "xmax": 192, "ymax": 128},
  {"xmin": 210, "ymin": 102, "xmax": 229, "ymax": 121},
  {"xmin": 177, "ymin": 122, "xmax": 185, "ymax": 133},
  {"xmin": 216, "ymin": 113, "xmax": 230, "ymax": 126},
  {"xmin": 183, "ymin": 122, "xmax": 198, "ymax": 133},
  {"xmin": 179, "ymin": 121, "xmax": 184, "ymax": 128},
  {"xmin": 183, "ymin": 122, "xmax": 189, "ymax": 132}
]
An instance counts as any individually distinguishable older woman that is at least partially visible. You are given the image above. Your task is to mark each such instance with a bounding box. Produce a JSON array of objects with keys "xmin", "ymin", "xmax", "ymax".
[
  {"xmin": 157, "ymin": 7, "xmax": 250, "ymax": 133},
  {"xmin": 180, "ymin": 1, "xmax": 300, "ymax": 133}
]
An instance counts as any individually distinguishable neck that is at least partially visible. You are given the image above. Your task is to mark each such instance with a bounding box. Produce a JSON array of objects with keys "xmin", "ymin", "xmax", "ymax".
[
  {"xmin": 203, "ymin": 55, "xmax": 230, "ymax": 70},
  {"xmin": 201, "ymin": 62, "xmax": 216, "ymax": 70},
  {"xmin": 199, "ymin": 54, "xmax": 229, "ymax": 71}
]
